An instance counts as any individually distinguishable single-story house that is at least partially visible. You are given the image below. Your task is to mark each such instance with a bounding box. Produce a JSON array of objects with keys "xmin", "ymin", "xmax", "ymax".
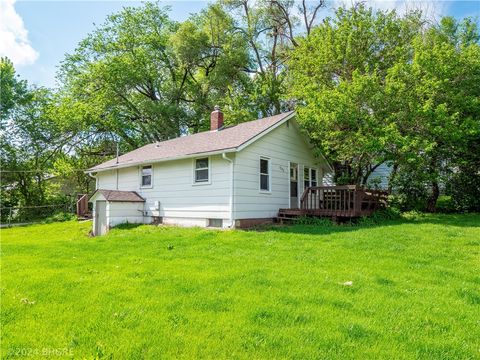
[{"xmin": 87, "ymin": 108, "xmax": 332, "ymax": 235}]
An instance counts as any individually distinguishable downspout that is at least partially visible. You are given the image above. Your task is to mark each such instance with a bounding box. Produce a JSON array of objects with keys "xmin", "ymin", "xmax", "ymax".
[
  {"xmin": 222, "ymin": 153, "xmax": 234, "ymax": 228},
  {"xmin": 88, "ymin": 172, "xmax": 97, "ymax": 190}
]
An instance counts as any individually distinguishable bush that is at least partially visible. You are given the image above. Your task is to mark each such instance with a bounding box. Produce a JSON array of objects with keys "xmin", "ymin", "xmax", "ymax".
[
  {"xmin": 294, "ymin": 216, "xmax": 334, "ymax": 226},
  {"xmin": 43, "ymin": 211, "xmax": 76, "ymax": 223},
  {"xmin": 447, "ymin": 170, "xmax": 480, "ymax": 212},
  {"xmin": 436, "ymin": 195, "xmax": 456, "ymax": 213},
  {"xmin": 389, "ymin": 171, "xmax": 430, "ymax": 211},
  {"xmin": 357, "ymin": 207, "xmax": 402, "ymax": 226}
]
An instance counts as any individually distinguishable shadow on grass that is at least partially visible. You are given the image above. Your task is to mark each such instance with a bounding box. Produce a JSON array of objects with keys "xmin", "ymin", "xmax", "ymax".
[
  {"xmin": 111, "ymin": 223, "xmax": 145, "ymax": 230},
  {"xmin": 248, "ymin": 213, "xmax": 480, "ymax": 236}
]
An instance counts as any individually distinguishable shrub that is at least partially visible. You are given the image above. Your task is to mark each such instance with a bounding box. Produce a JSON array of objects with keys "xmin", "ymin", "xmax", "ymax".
[
  {"xmin": 294, "ymin": 216, "xmax": 334, "ymax": 226},
  {"xmin": 435, "ymin": 195, "xmax": 456, "ymax": 213},
  {"xmin": 357, "ymin": 207, "xmax": 402, "ymax": 226},
  {"xmin": 389, "ymin": 171, "xmax": 429, "ymax": 211},
  {"xmin": 43, "ymin": 212, "xmax": 76, "ymax": 223},
  {"xmin": 447, "ymin": 170, "xmax": 480, "ymax": 212}
]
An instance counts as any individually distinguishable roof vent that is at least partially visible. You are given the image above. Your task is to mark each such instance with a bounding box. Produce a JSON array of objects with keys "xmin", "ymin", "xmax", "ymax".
[{"xmin": 210, "ymin": 106, "xmax": 224, "ymax": 131}]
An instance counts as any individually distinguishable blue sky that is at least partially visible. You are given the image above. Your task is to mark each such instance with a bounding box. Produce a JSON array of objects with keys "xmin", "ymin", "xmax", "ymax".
[{"xmin": 1, "ymin": 0, "xmax": 479, "ymax": 88}]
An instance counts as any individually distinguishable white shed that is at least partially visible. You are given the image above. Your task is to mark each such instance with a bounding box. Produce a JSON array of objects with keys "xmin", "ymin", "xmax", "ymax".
[{"xmin": 89, "ymin": 189, "xmax": 146, "ymax": 236}]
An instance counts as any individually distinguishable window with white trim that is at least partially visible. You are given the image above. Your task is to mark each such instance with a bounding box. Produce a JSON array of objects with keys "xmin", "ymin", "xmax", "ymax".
[
  {"xmin": 304, "ymin": 167, "xmax": 318, "ymax": 189},
  {"xmin": 260, "ymin": 157, "xmax": 270, "ymax": 191},
  {"xmin": 304, "ymin": 167, "xmax": 310, "ymax": 189},
  {"xmin": 141, "ymin": 165, "xmax": 152, "ymax": 187},
  {"xmin": 194, "ymin": 157, "xmax": 209, "ymax": 183},
  {"xmin": 311, "ymin": 168, "xmax": 318, "ymax": 187}
]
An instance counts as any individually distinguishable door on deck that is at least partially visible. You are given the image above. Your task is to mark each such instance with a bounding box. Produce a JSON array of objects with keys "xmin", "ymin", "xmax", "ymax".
[{"xmin": 290, "ymin": 163, "xmax": 299, "ymax": 208}]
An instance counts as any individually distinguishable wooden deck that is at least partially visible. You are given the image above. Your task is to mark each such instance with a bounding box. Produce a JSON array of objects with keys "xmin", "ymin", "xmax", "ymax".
[{"xmin": 278, "ymin": 185, "xmax": 388, "ymax": 222}]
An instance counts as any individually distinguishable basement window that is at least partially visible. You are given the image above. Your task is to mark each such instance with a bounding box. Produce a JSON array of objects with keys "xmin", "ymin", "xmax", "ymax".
[
  {"xmin": 208, "ymin": 219, "xmax": 223, "ymax": 228},
  {"xmin": 194, "ymin": 157, "xmax": 210, "ymax": 183}
]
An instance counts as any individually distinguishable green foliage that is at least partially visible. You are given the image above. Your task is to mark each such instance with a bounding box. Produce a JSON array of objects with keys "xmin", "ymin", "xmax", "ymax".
[
  {"xmin": 0, "ymin": 57, "xmax": 31, "ymax": 124},
  {"xmin": 292, "ymin": 216, "xmax": 334, "ymax": 226},
  {"xmin": 0, "ymin": 58, "xmax": 93, "ymax": 218},
  {"xmin": 385, "ymin": 17, "xmax": 480, "ymax": 211},
  {"xmin": 287, "ymin": 5, "xmax": 423, "ymax": 185},
  {"xmin": 356, "ymin": 207, "xmax": 402, "ymax": 226},
  {"xmin": 59, "ymin": 2, "xmax": 254, "ymax": 144},
  {"xmin": 447, "ymin": 165, "xmax": 480, "ymax": 213},
  {"xmin": 435, "ymin": 196, "xmax": 456, "ymax": 214},
  {"xmin": 43, "ymin": 211, "xmax": 77, "ymax": 224},
  {"xmin": 2, "ymin": 215, "xmax": 479, "ymax": 358},
  {"xmin": 288, "ymin": 7, "xmax": 480, "ymax": 211},
  {"xmin": 389, "ymin": 170, "xmax": 430, "ymax": 211}
]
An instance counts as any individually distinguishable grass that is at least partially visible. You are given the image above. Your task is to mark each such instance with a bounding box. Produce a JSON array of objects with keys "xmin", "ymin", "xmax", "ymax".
[{"xmin": 1, "ymin": 214, "xmax": 479, "ymax": 359}]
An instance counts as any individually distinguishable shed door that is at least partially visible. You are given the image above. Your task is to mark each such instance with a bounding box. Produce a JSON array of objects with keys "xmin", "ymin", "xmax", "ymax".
[{"xmin": 95, "ymin": 201, "xmax": 107, "ymax": 236}]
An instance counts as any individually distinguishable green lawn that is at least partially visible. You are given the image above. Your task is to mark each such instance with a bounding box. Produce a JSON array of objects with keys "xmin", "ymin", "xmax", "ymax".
[{"xmin": 1, "ymin": 214, "xmax": 479, "ymax": 359}]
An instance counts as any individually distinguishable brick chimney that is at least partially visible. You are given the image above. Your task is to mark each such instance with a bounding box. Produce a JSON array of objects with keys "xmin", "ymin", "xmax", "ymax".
[{"xmin": 210, "ymin": 105, "xmax": 224, "ymax": 131}]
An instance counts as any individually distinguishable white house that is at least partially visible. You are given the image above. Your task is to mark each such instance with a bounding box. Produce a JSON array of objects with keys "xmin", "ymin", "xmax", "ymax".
[{"xmin": 88, "ymin": 109, "xmax": 332, "ymax": 235}]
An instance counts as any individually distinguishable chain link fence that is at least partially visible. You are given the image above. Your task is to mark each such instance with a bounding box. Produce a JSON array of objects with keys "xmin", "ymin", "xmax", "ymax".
[{"xmin": 0, "ymin": 203, "xmax": 77, "ymax": 228}]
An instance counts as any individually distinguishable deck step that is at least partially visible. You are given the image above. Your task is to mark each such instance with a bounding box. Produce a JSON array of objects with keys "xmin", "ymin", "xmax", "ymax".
[{"xmin": 276, "ymin": 208, "xmax": 306, "ymax": 224}]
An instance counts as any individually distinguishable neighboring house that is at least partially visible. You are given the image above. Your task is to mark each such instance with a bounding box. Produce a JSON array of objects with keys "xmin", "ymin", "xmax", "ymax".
[
  {"xmin": 87, "ymin": 108, "xmax": 332, "ymax": 235},
  {"xmin": 367, "ymin": 163, "xmax": 393, "ymax": 189}
]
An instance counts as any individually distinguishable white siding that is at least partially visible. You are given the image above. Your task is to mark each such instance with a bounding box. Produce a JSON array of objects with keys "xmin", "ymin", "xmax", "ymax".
[
  {"xmin": 95, "ymin": 155, "xmax": 232, "ymax": 227},
  {"xmin": 93, "ymin": 118, "xmax": 330, "ymax": 228},
  {"xmin": 233, "ymin": 120, "xmax": 329, "ymax": 220},
  {"xmin": 367, "ymin": 162, "xmax": 392, "ymax": 189},
  {"xmin": 107, "ymin": 202, "xmax": 145, "ymax": 227}
]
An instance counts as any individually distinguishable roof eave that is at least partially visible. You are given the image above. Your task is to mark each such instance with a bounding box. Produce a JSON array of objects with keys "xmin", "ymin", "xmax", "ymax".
[
  {"xmin": 86, "ymin": 147, "xmax": 238, "ymax": 174},
  {"xmin": 87, "ymin": 111, "xmax": 296, "ymax": 174}
]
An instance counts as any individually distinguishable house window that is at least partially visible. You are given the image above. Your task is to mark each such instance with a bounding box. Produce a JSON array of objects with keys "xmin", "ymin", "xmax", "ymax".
[
  {"xmin": 311, "ymin": 169, "xmax": 318, "ymax": 187},
  {"xmin": 304, "ymin": 167, "xmax": 310, "ymax": 189},
  {"xmin": 194, "ymin": 157, "xmax": 209, "ymax": 183},
  {"xmin": 141, "ymin": 165, "xmax": 152, "ymax": 187},
  {"xmin": 260, "ymin": 157, "xmax": 270, "ymax": 191},
  {"xmin": 304, "ymin": 167, "xmax": 318, "ymax": 189}
]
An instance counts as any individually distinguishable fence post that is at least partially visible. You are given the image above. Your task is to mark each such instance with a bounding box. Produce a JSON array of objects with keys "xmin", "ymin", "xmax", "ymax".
[{"xmin": 8, "ymin": 208, "xmax": 12, "ymax": 228}]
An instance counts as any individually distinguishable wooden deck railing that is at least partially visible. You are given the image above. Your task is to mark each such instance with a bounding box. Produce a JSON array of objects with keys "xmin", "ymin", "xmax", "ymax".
[{"xmin": 300, "ymin": 185, "xmax": 388, "ymax": 217}]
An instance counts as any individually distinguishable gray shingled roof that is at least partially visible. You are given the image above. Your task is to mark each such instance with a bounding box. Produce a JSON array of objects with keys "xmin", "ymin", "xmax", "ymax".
[
  {"xmin": 92, "ymin": 189, "xmax": 145, "ymax": 202},
  {"xmin": 89, "ymin": 111, "xmax": 294, "ymax": 172}
]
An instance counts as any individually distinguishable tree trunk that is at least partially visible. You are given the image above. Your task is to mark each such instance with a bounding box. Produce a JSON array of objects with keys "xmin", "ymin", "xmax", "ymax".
[
  {"xmin": 426, "ymin": 181, "xmax": 440, "ymax": 212},
  {"xmin": 387, "ymin": 163, "xmax": 398, "ymax": 193}
]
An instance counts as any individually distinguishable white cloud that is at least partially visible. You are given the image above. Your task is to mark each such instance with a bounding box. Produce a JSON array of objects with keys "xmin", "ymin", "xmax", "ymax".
[{"xmin": 0, "ymin": 0, "xmax": 39, "ymax": 66}]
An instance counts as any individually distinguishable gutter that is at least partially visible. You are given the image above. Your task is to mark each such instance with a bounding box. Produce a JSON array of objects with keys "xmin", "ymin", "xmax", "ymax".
[
  {"xmin": 87, "ymin": 172, "xmax": 98, "ymax": 191},
  {"xmin": 85, "ymin": 148, "xmax": 238, "ymax": 174},
  {"xmin": 222, "ymin": 152, "xmax": 235, "ymax": 228},
  {"xmin": 86, "ymin": 112, "xmax": 296, "ymax": 174}
]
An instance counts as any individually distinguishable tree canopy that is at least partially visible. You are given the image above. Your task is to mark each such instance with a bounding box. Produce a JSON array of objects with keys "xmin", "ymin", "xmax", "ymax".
[{"xmin": 287, "ymin": 6, "xmax": 480, "ymax": 209}]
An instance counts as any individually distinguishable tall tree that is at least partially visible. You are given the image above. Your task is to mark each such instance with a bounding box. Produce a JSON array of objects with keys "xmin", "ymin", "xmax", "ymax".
[
  {"xmin": 386, "ymin": 17, "xmax": 480, "ymax": 211},
  {"xmin": 287, "ymin": 5, "xmax": 423, "ymax": 185},
  {"xmin": 60, "ymin": 2, "xmax": 252, "ymax": 146},
  {"xmin": 221, "ymin": 0, "xmax": 327, "ymax": 117}
]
